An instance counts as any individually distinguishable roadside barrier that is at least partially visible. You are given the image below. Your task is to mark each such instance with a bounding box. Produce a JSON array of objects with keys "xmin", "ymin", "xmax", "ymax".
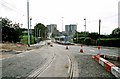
[
  {"xmin": 111, "ymin": 67, "xmax": 120, "ymax": 78},
  {"xmin": 93, "ymin": 55, "xmax": 120, "ymax": 78},
  {"xmin": 80, "ymin": 44, "xmax": 83, "ymax": 53}
]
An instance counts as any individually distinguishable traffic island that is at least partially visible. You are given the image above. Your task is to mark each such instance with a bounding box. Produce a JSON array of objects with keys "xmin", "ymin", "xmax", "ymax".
[{"xmin": 92, "ymin": 54, "xmax": 120, "ymax": 78}]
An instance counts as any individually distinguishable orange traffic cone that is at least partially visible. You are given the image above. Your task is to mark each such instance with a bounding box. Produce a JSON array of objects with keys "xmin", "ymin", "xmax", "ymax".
[{"xmin": 80, "ymin": 44, "xmax": 84, "ymax": 53}]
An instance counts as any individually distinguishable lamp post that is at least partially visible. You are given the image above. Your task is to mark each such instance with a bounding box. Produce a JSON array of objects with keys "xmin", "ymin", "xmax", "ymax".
[
  {"xmin": 99, "ymin": 19, "xmax": 101, "ymax": 45},
  {"xmin": 84, "ymin": 18, "xmax": 86, "ymax": 42},
  {"xmin": 30, "ymin": 18, "xmax": 32, "ymax": 44},
  {"xmin": 62, "ymin": 17, "xmax": 64, "ymax": 33},
  {"xmin": 27, "ymin": 0, "xmax": 30, "ymax": 46},
  {"xmin": 39, "ymin": 30, "xmax": 41, "ymax": 37},
  {"xmin": 21, "ymin": 24, "xmax": 23, "ymax": 27}
]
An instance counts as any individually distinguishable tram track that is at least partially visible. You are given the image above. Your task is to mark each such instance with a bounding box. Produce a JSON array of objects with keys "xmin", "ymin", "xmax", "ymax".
[
  {"xmin": 27, "ymin": 44, "xmax": 79, "ymax": 79},
  {"xmin": 67, "ymin": 51, "xmax": 79, "ymax": 79},
  {"xmin": 27, "ymin": 52, "xmax": 56, "ymax": 79}
]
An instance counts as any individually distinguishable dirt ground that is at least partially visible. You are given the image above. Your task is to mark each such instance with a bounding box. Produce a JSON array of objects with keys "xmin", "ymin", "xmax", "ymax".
[
  {"xmin": 0, "ymin": 43, "xmax": 28, "ymax": 51},
  {"xmin": 0, "ymin": 43, "xmax": 30, "ymax": 59}
]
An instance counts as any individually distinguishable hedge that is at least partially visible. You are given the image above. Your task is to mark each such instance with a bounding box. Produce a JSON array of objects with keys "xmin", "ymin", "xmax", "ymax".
[
  {"xmin": 73, "ymin": 37, "xmax": 120, "ymax": 47},
  {"xmin": 97, "ymin": 38, "xmax": 120, "ymax": 47}
]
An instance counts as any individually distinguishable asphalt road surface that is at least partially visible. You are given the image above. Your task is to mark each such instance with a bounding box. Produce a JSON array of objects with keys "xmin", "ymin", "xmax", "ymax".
[
  {"xmin": 2, "ymin": 45, "xmax": 54, "ymax": 78},
  {"xmin": 1, "ymin": 42, "xmax": 118, "ymax": 79}
]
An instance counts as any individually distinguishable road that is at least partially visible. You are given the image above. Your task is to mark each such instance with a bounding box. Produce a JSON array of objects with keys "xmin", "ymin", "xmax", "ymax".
[
  {"xmin": 2, "ymin": 45, "xmax": 54, "ymax": 78},
  {"xmin": 1, "ymin": 42, "xmax": 118, "ymax": 78},
  {"xmin": 67, "ymin": 45, "xmax": 118, "ymax": 78}
]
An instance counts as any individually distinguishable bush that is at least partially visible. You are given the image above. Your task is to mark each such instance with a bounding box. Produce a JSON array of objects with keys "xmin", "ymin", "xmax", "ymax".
[{"xmin": 97, "ymin": 38, "xmax": 120, "ymax": 47}]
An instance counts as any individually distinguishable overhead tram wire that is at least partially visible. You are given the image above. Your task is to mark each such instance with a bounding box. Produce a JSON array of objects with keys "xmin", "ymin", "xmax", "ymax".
[
  {"xmin": 87, "ymin": 13, "xmax": 118, "ymax": 23},
  {"xmin": 77, "ymin": 14, "xmax": 118, "ymax": 26},
  {"xmin": 0, "ymin": 0, "xmax": 26, "ymax": 16}
]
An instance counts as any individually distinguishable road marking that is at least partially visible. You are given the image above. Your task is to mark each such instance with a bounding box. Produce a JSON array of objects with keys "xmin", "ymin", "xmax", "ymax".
[
  {"xmin": 67, "ymin": 55, "xmax": 72, "ymax": 74},
  {"xmin": 103, "ymin": 49, "xmax": 109, "ymax": 51},
  {"xmin": 0, "ymin": 58, "xmax": 4, "ymax": 60},
  {"xmin": 90, "ymin": 50, "xmax": 95, "ymax": 52},
  {"xmin": 16, "ymin": 54, "xmax": 25, "ymax": 57}
]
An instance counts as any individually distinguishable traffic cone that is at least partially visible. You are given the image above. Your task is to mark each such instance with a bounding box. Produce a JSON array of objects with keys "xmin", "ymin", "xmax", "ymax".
[
  {"xmin": 97, "ymin": 45, "xmax": 101, "ymax": 55},
  {"xmin": 80, "ymin": 44, "xmax": 84, "ymax": 53},
  {"xmin": 66, "ymin": 46, "xmax": 68, "ymax": 49}
]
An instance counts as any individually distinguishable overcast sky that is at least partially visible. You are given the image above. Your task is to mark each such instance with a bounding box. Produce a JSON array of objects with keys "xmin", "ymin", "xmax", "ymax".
[{"xmin": 0, "ymin": 0, "xmax": 120, "ymax": 34}]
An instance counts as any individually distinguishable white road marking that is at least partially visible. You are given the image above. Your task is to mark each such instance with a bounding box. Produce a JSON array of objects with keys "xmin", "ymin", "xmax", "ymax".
[
  {"xmin": 103, "ymin": 49, "xmax": 109, "ymax": 51},
  {"xmin": 90, "ymin": 50, "xmax": 95, "ymax": 52},
  {"xmin": 0, "ymin": 58, "xmax": 5, "ymax": 60},
  {"xmin": 16, "ymin": 54, "xmax": 25, "ymax": 57}
]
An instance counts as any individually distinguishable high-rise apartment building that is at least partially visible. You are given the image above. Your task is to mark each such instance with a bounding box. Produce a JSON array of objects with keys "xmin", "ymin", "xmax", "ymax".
[
  {"xmin": 47, "ymin": 24, "xmax": 57, "ymax": 33},
  {"xmin": 65, "ymin": 24, "xmax": 77, "ymax": 35}
]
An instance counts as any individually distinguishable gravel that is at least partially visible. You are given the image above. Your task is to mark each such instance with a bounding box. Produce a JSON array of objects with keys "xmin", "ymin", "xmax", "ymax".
[
  {"xmin": 74, "ymin": 54, "xmax": 116, "ymax": 78},
  {"xmin": 67, "ymin": 45, "xmax": 117, "ymax": 78}
]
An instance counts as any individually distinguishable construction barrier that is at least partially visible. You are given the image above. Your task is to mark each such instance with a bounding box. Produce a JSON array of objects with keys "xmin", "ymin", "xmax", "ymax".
[
  {"xmin": 93, "ymin": 55, "xmax": 120, "ymax": 78},
  {"xmin": 99, "ymin": 57, "xmax": 108, "ymax": 67},
  {"xmin": 111, "ymin": 67, "xmax": 120, "ymax": 78},
  {"xmin": 94, "ymin": 54, "xmax": 100, "ymax": 62},
  {"xmin": 104, "ymin": 61, "xmax": 116, "ymax": 72}
]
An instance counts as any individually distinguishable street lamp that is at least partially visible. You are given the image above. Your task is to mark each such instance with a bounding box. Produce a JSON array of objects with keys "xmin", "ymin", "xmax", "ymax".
[
  {"xmin": 62, "ymin": 17, "xmax": 64, "ymax": 33},
  {"xmin": 21, "ymin": 24, "xmax": 23, "ymax": 27},
  {"xmin": 39, "ymin": 29, "xmax": 41, "ymax": 37},
  {"xmin": 27, "ymin": 0, "xmax": 30, "ymax": 46},
  {"xmin": 84, "ymin": 18, "xmax": 86, "ymax": 41},
  {"xmin": 30, "ymin": 18, "xmax": 32, "ymax": 44},
  {"xmin": 98, "ymin": 19, "xmax": 101, "ymax": 45}
]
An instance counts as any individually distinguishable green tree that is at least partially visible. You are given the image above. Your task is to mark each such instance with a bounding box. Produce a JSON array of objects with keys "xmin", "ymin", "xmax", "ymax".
[
  {"xmin": 89, "ymin": 32, "xmax": 99, "ymax": 40},
  {"xmin": 111, "ymin": 27, "xmax": 120, "ymax": 38},
  {"xmin": 34, "ymin": 23, "xmax": 48, "ymax": 40},
  {"xmin": 1, "ymin": 17, "xmax": 22, "ymax": 43}
]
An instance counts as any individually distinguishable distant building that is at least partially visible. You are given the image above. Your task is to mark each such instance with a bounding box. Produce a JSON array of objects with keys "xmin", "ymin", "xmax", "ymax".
[
  {"xmin": 47, "ymin": 24, "xmax": 57, "ymax": 33},
  {"xmin": 65, "ymin": 24, "xmax": 77, "ymax": 35}
]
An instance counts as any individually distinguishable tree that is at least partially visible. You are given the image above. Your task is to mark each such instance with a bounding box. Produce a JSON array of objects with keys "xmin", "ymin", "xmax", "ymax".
[
  {"xmin": 34, "ymin": 23, "xmax": 48, "ymax": 40},
  {"xmin": 111, "ymin": 27, "xmax": 120, "ymax": 38},
  {"xmin": 1, "ymin": 17, "xmax": 22, "ymax": 43},
  {"xmin": 89, "ymin": 32, "xmax": 99, "ymax": 40}
]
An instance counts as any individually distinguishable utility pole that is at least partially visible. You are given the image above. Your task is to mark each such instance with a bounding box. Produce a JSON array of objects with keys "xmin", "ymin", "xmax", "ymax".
[
  {"xmin": 39, "ymin": 30, "xmax": 41, "ymax": 37},
  {"xmin": 34, "ymin": 28, "xmax": 36, "ymax": 43},
  {"xmin": 27, "ymin": 0, "xmax": 30, "ymax": 46},
  {"xmin": 76, "ymin": 23, "xmax": 78, "ymax": 43},
  {"xmin": 84, "ymin": 18, "xmax": 86, "ymax": 42},
  {"xmin": 36, "ymin": 28, "xmax": 38, "ymax": 43},
  {"xmin": 99, "ymin": 19, "xmax": 101, "ymax": 45},
  {"xmin": 37, "ymin": 28, "xmax": 39, "ymax": 38},
  {"xmin": 30, "ymin": 18, "xmax": 32, "ymax": 44},
  {"xmin": 62, "ymin": 17, "xmax": 64, "ymax": 33},
  {"xmin": 77, "ymin": 30, "xmax": 78, "ymax": 43}
]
